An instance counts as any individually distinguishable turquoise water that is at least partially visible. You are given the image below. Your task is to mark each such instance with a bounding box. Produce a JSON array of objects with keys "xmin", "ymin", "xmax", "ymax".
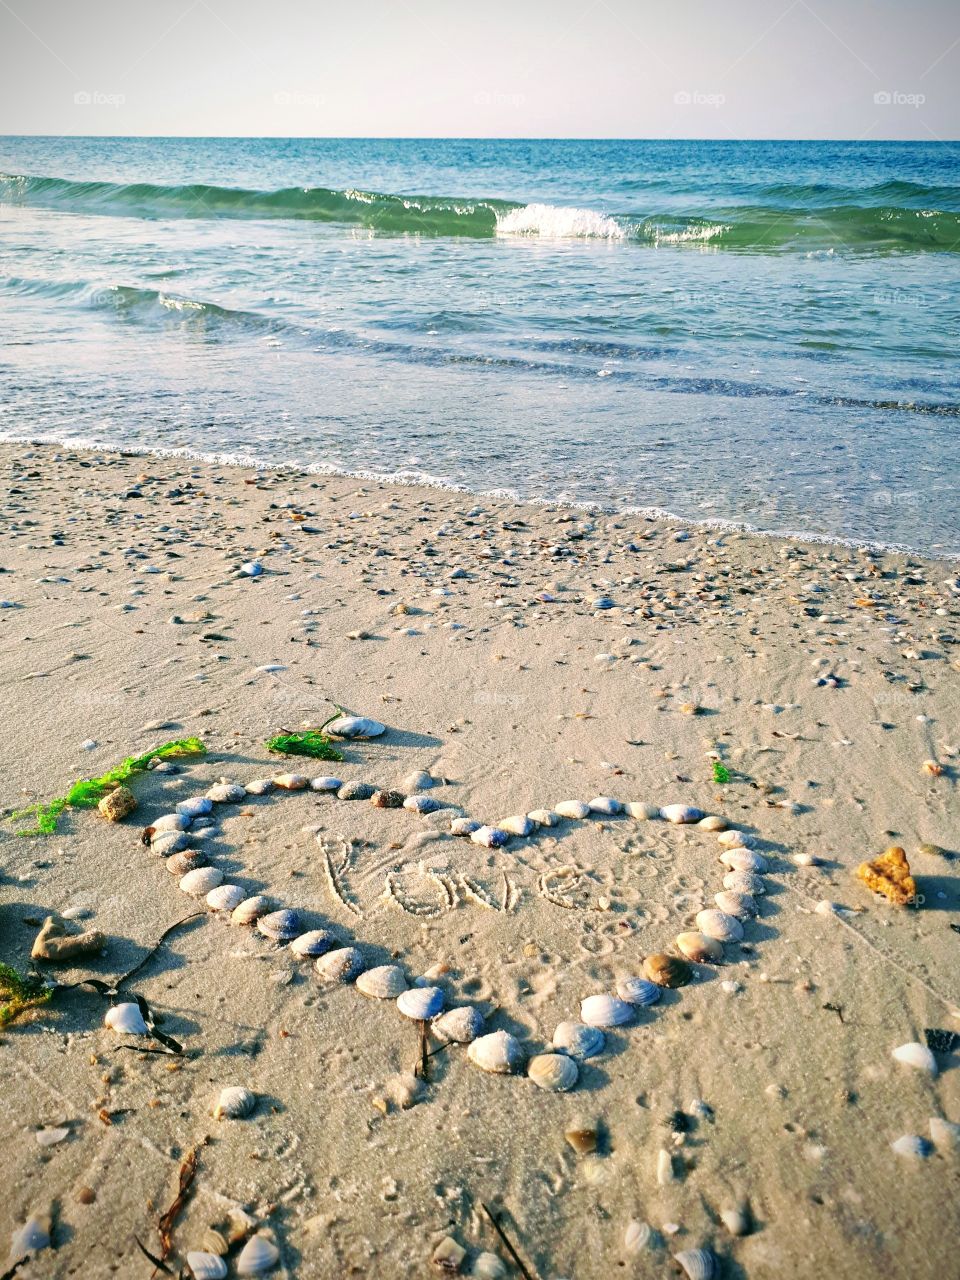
[{"xmin": 1, "ymin": 137, "xmax": 958, "ymax": 554}]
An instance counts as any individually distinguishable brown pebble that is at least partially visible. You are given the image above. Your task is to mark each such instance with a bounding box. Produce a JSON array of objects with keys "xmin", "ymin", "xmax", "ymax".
[
  {"xmin": 76, "ymin": 1186, "xmax": 96, "ymax": 1205},
  {"xmin": 643, "ymin": 952, "xmax": 693, "ymax": 988}
]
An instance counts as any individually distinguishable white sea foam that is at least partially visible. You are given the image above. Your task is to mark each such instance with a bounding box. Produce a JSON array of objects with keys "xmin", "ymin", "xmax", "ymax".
[{"xmin": 496, "ymin": 203, "xmax": 626, "ymax": 240}]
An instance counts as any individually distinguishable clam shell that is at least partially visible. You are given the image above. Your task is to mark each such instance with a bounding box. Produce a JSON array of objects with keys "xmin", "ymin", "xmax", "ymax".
[
  {"xmin": 150, "ymin": 812, "xmax": 189, "ymax": 833},
  {"xmin": 402, "ymin": 769, "xmax": 433, "ymax": 793},
  {"xmin": 674, "ymin": 1247, "xmax": 719, "ymax": 1280},
  {"xmin": 552, "ymin": 1020, "xmax": 605, "ymax": 1060},
  {"xmin": 355, "ymin": 964, "xmax": 407, "ymax": 998},
  {"xmin": 719, "ymin": 848, "xmax": 768, "ymax": 872},
  {"xmin": 105, "ymin": 1002, "xmax": 148, "ymax": 1036},
  {"xmin": 675, "ymin": 931, "xmax": 724, "ymax": 963},
  {"xmin": 257, "ymin": 909, "xmax": 302, "ymax": 942},
  {"xmin": 564, "ymin": 1125, "xmax": 597, "ymax": 1155},
  {"xmin": 370, "ymin": 789, "xmax": 405, "ymax": 808},
  {"xmin": 176, "ymin": 796, "xmax": 213, "ymax": 818},
  {"xmin": 152, "ymin": 831, "xmax": 190, "ymax": 857},
  {"xmin": 555, "ymin": 800, "xmax": 590, "ymax": 820},
  {"xmin": 467, "ymin": 1030, "xmax": 525, "ymax": 1074},
  {"xmin": 615, "ymin": 977, "xmax": 661, "ymax": 1006},
  {"xmin": 327, "ymin": 715, "xmax": 385, "ymax": 739},
  {"xmin": 273, "ymin": 773, "xmax": 308, "ymax": 790},
  {"xmin": 588, "ymin": 796, "xmax": 622, "ymax": 816},
  {"xmin": 397, "ymin": 985, "xmax": 444, "ymax": 1020},
  {"xmin": 643, "ymin": 952, "xmax": 693, "ymax": 988},
  {"xmin": 236, "ymin": 1233, "xmax": 280, "ymax": 1275},
  {"xmin": 527, "ymin": 809, "xmax": 559, "ymax": 827},
  {"xmin": 718, "ymin": 829, "xmax": 756, "ymax": 848},
  {"xmin": 892, "ymin": 1042, "xmax": 938, "ymax": 1076},
  {"xmin": 9, "ymin": 1213, "xmax": 51, "ymax": 1264},
  {"xmin": 403, "ymin": 794, "xmax": 444, "ymax": 814},
  {"xmin": 337, "ymin": 780, "xmax": 374, "ymax": 800},
  {"xmin": 206, "ymin": 782, "xmax": 245, "ymax": 803},
  {"xmin": 695, "ymin": 909, "xmax": 744, "ymax": 942},
  {"xmin": 309, "ymin": 775, "xmax": 342, "ymax": 792},
  {"xmin": 186, "ymin": 1253, "xmax": 228, "ymax": 1280},
  {"xmin": 212, "ymin": 1086, "xmax": 257, "ymax": 1120},
  {"xmin": 470, "ymin": 825, "xmax": 509, "ymax": 848},
  {"xmin": 206, "ymin": 884, "xmax": 246, "ymax": 912},
  {"xmin": 432, "ymin": 1005, "xmax": 485, "ymax": 1044},
  {"xmin": 722, "ymin": 869, "xmax": 766, "ymax": 895},
  {"xmin": 714, "ymin": 891, "xmax": 758, "ymax": 919},
  {"xmin": 624, "ymin": 1220, "xmax": 653, "ymax": 1253},
  {"xmin": 528, "ymin": 1053, "xmax": 579, "ymax": 1092},
  {"xmin": 472, "ymin": 1252, "xmax": 507, "ymax": 1279},
  {"xmin": 315, "ymin": 946, "xmax": 364, "ymax": 982},
  {"xmin": 245, "ymin": 779, "xmax": 274, "ymax": 795},
  {"xmin": 167, "ymin": 848, "xmax": 207, "ymax": 876},
  {"xmin": 289, "ymin": 929, "xmax": 336, "ymax": 959},
  {"xmin": 499, "ymin": 815, "xmax": 533, "ymax": 836},
  {"xmin": 580, "ymin": 993, "xmax": 633, "ymax": 1028},
  {"xmin": 179, "ymin": 866, "xmax": 224, "ymax": 897},
  {"xmin": 891, "ymin": 1134, "xmax": 933, "ymax": 1159},
  {"xmin": 698, "ymin": 814, "xmax": 728, "ymax": 831},
  {"xmin": 231, "ymin": 895, "xmax": 273, "ymax": 926},
  {"xmin": 624, "ymin": 801, "xmax": 661, "ymax": 820},
  {"xmin": 450, "ymin": 817, "xmax": 481, "ymax": 836},
  {"xmin": 660, "ymin": 804, "xmax": 703, "ymax": 824}
]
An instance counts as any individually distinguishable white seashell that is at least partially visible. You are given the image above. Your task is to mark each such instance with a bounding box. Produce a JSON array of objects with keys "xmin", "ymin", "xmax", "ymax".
[
  {"xmin": 499, "ymin": 815, "xmax": 533, "ymax": 836},
  {"xmin": 315, "ymin": 946, "xmax": 364, "ymax": 982},
  {"xmin": 580, "ymin": 993, "xmax": 633, "ymax": 1028},
  {"xmin": 624, "ymin": 1220, "xmax": 653, "ymax": 1253},
  {"xmin": 470, "ymin": 825, "xmax": 509, "ymax": 848},
  {"xmin": 231, "ymin": 895, "xmax": 272, "ymax": 926},
  {"xmin": 402, "ymin": 769, "xmax": 433, "ymax": 792},
  {"xmin": 674, "ymin": 1247, "xmax": 719, "ymax": 1280},
  {"xmin": 552, "ymin": 1020, "xmax": 605, "ymax": 1059},
  {"xmin": 698, "ymin": 814, "xmax": 728, "ymax": 832},
  {"xmin": 675, "ymin": 932, "xmax": 724, "ymax": 963},
  {"xmin": 929, "ymin": 1117, "xmax": 960, "ymax": 1150},
  {"xmin": 722, "ymin": 869, "xmax": 766, "ymax": 895},
  {"xmin": 272, "ymin": 773, "xmax": 308, "ymax": 790},
  {"xmin": 176, "ymin": 796, "xmax": 213, "ymax": 818},
  {"xmin": 719, "ymin": 848, "xmax": 768, "ymax": 872},
  {"xmin": 236, "ymin": 1233, "xmax": 280, "ymax": 1275},
  {"xmin": 450, "ymin": 817, "xmax": 481, "ymax": 836},
  {"xmin": 105, "ymin": 1002, "xmax": 148, "ymax": 1036},
  {"xmin": 356, "ymin": 964, "xmax": 407, "ymax": 998},
  {"xmin": 238, "ymin": 560, "xmax": 263, "ymax": 578},
  {"xmin": 891, "ymin": 1134, "xmax": 933, "ymax": 1159},
  {"xmin": 206, "ymin": 782, "xmax": 245, "ymax": 803},
  {"xmin": 892, "ymin": 1042, "xmax": 938, "ymax": 1076},
  {"xmin": 588, "ymin": 796, "xmax": 622, "ymax": 816},
  {"xmin": 714, "ymin": 891, "xmax": 758, "ymax": 919},
  {"xmin": 720, "ymin": 1206, "xmax": 750, "ymax": 1237},
  {"xmin": 615, "ymin": 977, "xmax": 661, "ymax": 1006},
  {"xmin": 555, "ymin": 800, "xmax": 590, "ymax": 820},
  {"xmin": 660, "ymin": 804, "xmax": 703, "ymax": 824},
  {"xmin": 431, "ymin": 1005, "xmax": 485, "ymax": 1044},
  {"xmin": 657, "ymin": 1147, "xmax": 677, "ymax": 1185},
  {"xmin": 179, "ymin": 866, "xmax": 223, "ymax": 897},
  {"xmin": 244, "ymin": 779, "xmax": 274, "ymax": 795},
  {"xmin": 289, "ymin": 930, "xmax": 336, "ymax": 959},
  {"xmin": 467, "ymin": 1030, "xmax": 525, "ymax": 1074},
  {"xmin": 792, "ymin": 852, "xmax": 820, "ymax": 867},
  {"xmin": 206, "ymin": 884, "xmax": 246, "ymax": 912},
  {"xmin": 815, "ymin": 899, "xmax": 840, "ymax": 916},
  {"xmin": 310, "ymin": 775, "xmax": 342, "ymax": 792},
  {"xmin": 35, "ymin": 1127, "xmax": 70, "ymax": 1147},
  {"xmin": 9, "ymin": 1212, "xmax": 51, "ymax": 1264},
  {"xmin": 403, "ymin": 794, "xmax": 444, "ymax": 814},
  {"xmin": 528, "ymin": 1053, "xmax": 579, "ymax": 1092},
  {"xmin": 695, "ymin": 909, "xmax": 744, "ymax": 942},
  {"xmin": 326, "ymin": 715, "xmax": 385, "ymax": 739},
  {"xmin": 397, "ymin": 985, "xmax": 444, "ymax": 1020},
  {"xmin": 718, "ymin": 829, "xmax": 756, "ymax": 848},
  {"xmin": 151, "ymin": 830, "xmax": 190, "ymax": 857},
  {"xmin": 624, "ymin": 802, "xmax": 660, "ymax": 820},
  {"xmin": 151, "ymin": 812, "xmax": 189, "ymax": 833},
  {"xmin": 212, "ymin": 1086, "xmax": 257, "ymax": 1120},
  {"xmin": 472, "ymin": 1251, "xmax": 507, "ymax": 1279},
  {"xmin": 257, "ymin": 909, "xmax": 302, "ymax": 942},
  {"xmin": 528, "ymin": 808, "xmax": 559, "ymax": 827},
  {"xmin": 186, "ymin": 1252, "xmax": 228, "ymax": 1280}
]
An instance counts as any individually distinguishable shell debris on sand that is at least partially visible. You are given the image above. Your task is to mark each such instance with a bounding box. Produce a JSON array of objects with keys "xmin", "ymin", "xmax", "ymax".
[{"xmin": 212, "ymin": 1086, "xmax": 257, "ymax": 1120}]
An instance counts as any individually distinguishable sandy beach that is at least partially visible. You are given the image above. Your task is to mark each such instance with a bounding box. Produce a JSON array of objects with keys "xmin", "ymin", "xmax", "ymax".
[{"xmin": 1, "ymin": 441, "xmax": 958, "ymax": 1279}]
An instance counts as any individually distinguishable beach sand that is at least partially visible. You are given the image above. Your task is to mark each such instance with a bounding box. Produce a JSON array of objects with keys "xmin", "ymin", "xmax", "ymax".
[{"xmin": 1, "ymin": 442, "xmax": 958, "ymax": 1279}]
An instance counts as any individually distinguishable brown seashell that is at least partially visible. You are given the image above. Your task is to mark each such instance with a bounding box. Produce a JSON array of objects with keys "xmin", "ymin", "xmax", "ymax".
[
  {"xmin": 922, "ymin": 759, "xmax": 943, "ymax": 776},
  {"xmin": 643, "ymin": 952, "xmax": 693, "ymax": 988},
  {"xmin": 98, "ymin": 785, "xmax": 137, "ymax": 822},
  {"xmin": 370, "ymin": 789, "xmax": 405, "ymax": 809},
  {"xmin": 856, "ymin": 845, "xmax": 916, "ymax": 906},
  {"xmin": 564, "ymin": 1124, "xmax": 598, "ymax": 1155},
  {"xmin": 675, "ymin": 932, "xmax": 723, "ymax": 964},
  {"xmin": 166, "ymin": 848, "xmax": 207, "ymax": 876}
]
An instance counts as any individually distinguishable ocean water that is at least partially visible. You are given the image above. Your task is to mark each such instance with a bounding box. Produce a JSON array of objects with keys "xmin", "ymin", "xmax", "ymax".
[{"xmin": 1, "ymin": 137, "xmax": 958, "ymax": 556}]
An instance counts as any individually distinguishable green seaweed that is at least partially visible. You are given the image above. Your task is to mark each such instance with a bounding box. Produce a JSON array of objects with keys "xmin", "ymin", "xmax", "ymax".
[
  {"xmin": 265, "ymin": 730, "xmax": 343, "ymax": 762},
  {"xmin": 0, "ymin": 962, "xmax": 52, "ymax": 1027},
  {"xmin": 10, "ymin": 737, "xmax": 207, "ymax": 837},
  {"xmin": 712, "ymin": 761, "xmax": 731, "ymax": 785}
]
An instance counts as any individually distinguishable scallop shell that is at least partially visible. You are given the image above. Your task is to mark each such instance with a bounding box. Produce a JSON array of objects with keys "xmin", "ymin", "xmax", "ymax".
[
  {"xmin": 231, "ymin": 895, "xmax": 273, "ymax": 926},
  {"xmin": 212, "ymin": 1086, "xmax": 257, "ymax": 1120},
  {"xmin": 167, "ymin": 848, "xmax": 207, "ymax": 876},
  {"xmin": 206, "ymin": 782, "xmax": 246, "ymax": 803},
  {"xmin": 403, "ymin": 794, "xmax": 444, "ymax": 814},
  {"xmin": 555, "ymin": 800, "xmax": 590, "ymax": 820},
  {"xmin": 695, "ymin": 909, "xmax": 744, "ymax": 942},
  {"xmin": 698, "ymin": 814, "xmax": 728, "ymax": 831},
  {"xmin": 309, "ymin": 775, "xmax": 342, "ymax": 792},
  {"xmin": 470, "ymin": 825, "xmax": 509, "ymax": 848},
  {"xmin": 467, "ymin": 1030, "xmax": 525, "ymax": 1074},
  {"xmin": 105, "ymin": 1002, "xmax": 148, "ymax": 1035},
  {"xmin": 660, "ymin": 804, "xmax": 704, "ymax": 824},
  {"xmin": 397, "ymin": 985, "xmax": 444, "ymax": 1020},
  {"xmin": 580, "ymin": 993, "xmax": 633, "ymax": 1028},
  {"xmin": 718, "ymin": 829, "xmax": 756, "ymax": 848},
  {"xmin": 588, "ymin": 796, "xmax": 622, "ymax": 816},
  {"xmin": 722, "ymin": 869, "xmax": 766, "ymax": 895},
  {"xmin": 528, "ymin": 809, "xmax": 558, "ymax": 827},
  {"xmin": 615, "ymin": 976, "xmax": 662, "ymax": 1006},
  {"xmin": 370, "ymin": 789, "xmax": 405, "ymax": 808},
  {"xmin": 327, "ymin": 715, "xmax": 385, "ymax": 739},
  {"xmin": 355, "ymin": 964, "xmax": 407, "ymax": 998},
  {"xmin": 150, "ymin": 812, "xmax": 189, "ymax": 833},
  {"xmin": 206, "ymin": 883, "xmax": 246, "ymax": 912},
  {"xmin": 674, "ymin": 1247, "xmax": 719, "ymax": 1280},
  {"xmin": 186, "ymin": 1252, "xmax": 228, "ymax": 1280},
  {"xmin": 257, "ymin": 909, "xmax": 302, "ymax": 942},
  {"xmin": 624, "ymin": 1220, "xmax": 653, "ymax": 1253},
  {"xmin": 245, "ymin": 778, "xmax": 274, "ymax": 795},
  {"xmin": 236, "ymin": 1233, "xmax": 280, "ymax": 1275},
  {"xmin": 643, "ymin": 952, "xmax": 693, "ymax": 988},
  {"xmin": 892, "ymin": 1042, "xmax": 938, "ymax": 1076},
  {"xmin": 891, "ymin": 1134, "xmax": 933, "ymax": 1158},
  {"xmin": 152, "ymin": 831, "xmax": 191, "ymax": 857},
  {"xmin": 624, "ymin": 801, "xmax": 661, "ymax": 820},
  {"xmin": 450, "ymin": 817, "xmax": 481, "ymax": 836},
  {"xmin": 528, "ymin": 1053, "xmax": 579, "ymax": 1092},
  {"xmin": 337, "ymin": 781, "xmax": 374, "ymax": 800},
  {"xmin": 675, "ymin": 932, "xmax": 724, "ymax": 963},
  {"xmin": 176, "ymin": 796, "xmax": 213, "ymax": 818},
  {"xmin": 315, "ymin": 946, "xmax": 364, "ymax": 982},
  {"xmin": 719, "ymin": 848, "xmax": 768, "ymax": 872},
  {"xmin": 273, "ymin": 773, "xmax": 308, "ymax": 790},
  {"xmin": 289, "ymin": 929, "xmax": 336, "ymax": 959},
  {"xmin": 432, "ymin": 1005, "xmax": 485, "ymax": 1044},
  {"xmin": 180, "ymin": 866, "xmax": 224, "ymax": 897},
  {"xmin": 552, "ymin": 1020, "xmax": 605, "ymax": 1060},
  {"xmin": 714, "ymin": 891, "xmax": 758, "ymax": 919},
  {"xmin": 499, "ymin": 815, "xmax": 533, "ymax": 836}
]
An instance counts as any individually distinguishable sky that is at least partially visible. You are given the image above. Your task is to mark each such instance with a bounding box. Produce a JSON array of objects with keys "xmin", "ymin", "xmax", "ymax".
[{"xmin": 0, "ymin": 0, "xmax": 957, "ymax": 140}]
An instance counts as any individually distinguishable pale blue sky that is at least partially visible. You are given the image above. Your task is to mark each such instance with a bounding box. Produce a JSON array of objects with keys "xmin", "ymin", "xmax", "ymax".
[{"xmin": 0, "ymin": 0, "xmax": 957, "ymax": 138}]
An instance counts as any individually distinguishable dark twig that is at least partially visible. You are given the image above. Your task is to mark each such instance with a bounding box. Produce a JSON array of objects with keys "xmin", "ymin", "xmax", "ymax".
[
  {"xmin": 0, "ymin": 1257, "xmax": 29, "ymax": 1280},
  {"xmin": 823, "ymin": 1002, "xmax": 845, "ymax": 1024},
  {"xmin": 416, "ymin": 1019, "xmax": 429, "ymax": 1080},
  {"xmin": 134, "ymin": 1236, "xmax": 173, "ymax": 1273},
  {"xmin": 481, "ymin": 1203, "xmax": 537, "ymax": 1280},
  {"xmin": 116, "ymin": 913, "xmax": 204, "ymax": 990}
]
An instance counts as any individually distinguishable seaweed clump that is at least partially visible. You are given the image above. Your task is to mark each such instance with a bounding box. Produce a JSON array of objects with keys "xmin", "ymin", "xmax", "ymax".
[
  {"xmin": 265, "ymin": 730, "xmax": 343, "ymax": 762},
  {"xmin": 0, "ymin": 962, "xmax": 52, "ymax": 1027}
]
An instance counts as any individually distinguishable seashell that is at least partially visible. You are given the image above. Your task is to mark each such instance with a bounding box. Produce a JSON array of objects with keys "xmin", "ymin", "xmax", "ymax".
[
  {"xmin": 499, "ymin": 815, "xmax": 533, "ymax": 836},
  {"xmin": 657, "ymin": 1148, "xmax": 677, "ymax": 1185},
  {"xmin": 643, "ymin": 952, "xmax": 692, "ymax": 988},
  {"xmin": 450, "ymin": 817, "xmax": 481, "ymax": 836},
  {"xmin": 236, "ymin": 1233, "xmax": 280, "ymax": 1275},
  {"xmin": 624, "ymin": 1220, "xmax": 653, "ymax": 1254},
  {"xmin": 891, "ymin": 1134, "xmax": 933, "ymax": 1159},
  {"xmin": 327, "ymin": 715, "xmax": 385, "ymax": 739},
  {"xmin": 698, "ymin": 814, "xmax": 728, "ymax": 831},
  {"xmin": 98, "ymin": 785, "xmax": 137, "ymax": 822},
  {"xmin": 432, "ymin": 1236, "xmax": 466, "ymax": 1273},
  {"xmin": 720, "ymin": 1205, "xmax": 751, "ymax": 1237},
  {"xmin": 212, "ymin": 1086, "xmax": 257, "ymax": 1120},
  {"xmin": 695, "ymin": 909, "xmax": 744, "ymax": 942},
  {"xmin": 289, "ymin": 929, "xmax": 336, "ymax": 959},
  {"xmin": 149, "ymin": 812, "xmax": 190, "ymax": 833},
  {"xmin": 403, "ymin": 794, "xmax": 444, "ymax": 814},
  {"xmin": 615, "ymin": 977, "xmax": 661, "ymax": 1006},
  {"xmin": 929, "ymin": 1117, "xmax": 960, "ymax": 1150},
  {"xmin": 714, "ymin": 891, "xmax": 757, "ymax": 919},
  {"xmin": 793, "ymin": 852, "xmax": 820, "ymax": 867},
  {"xmin": 467, "ymin": 1029, "xmax": 525, "ymax": 1074},
  {"xmin": 528, "ymin": 1053, "xmax": 579, "ymax": 1092},
  {"xmin": 206, "ymin": 883, "xmax": 246, "ymax": 912},
  {"xmin": 370, "ymin": 789, "xmax": 405, "ymax": 808},
  {"xmin": 580, "ymin": 993, "xmax": 633, "ymax": 1028},
  {"xmin": 310, "ymin": 776, "xmax": 342, "ymax": 794},
  {"xmin": 356, "ymin": 964, "xmax": 407, "ymax": 998},
  {"xmin": 9, "ymin": 1212, "xmax": 51, "ymax": 1264},
  {"xmin": 624, "ymin": 801, "xmax": 661, "ymax": 820},
  {"xmin": 245, "ymin": 778, "xmax": 274, "ymax": 795},
  {"xmin": 660, "ymin": 804, "xmax": 704, "ymax": 824},
  {"xmin": 588, "ymin": 796, "xmax": 622, "ymax": 816},
  {"xmin": 177, "ymin": 796, "xmax": 213, "ymax": 818},
  {"xmin": 552, "ymin": 1020, "xmax": 605, "ymax": 1060},
  {"xmin": 152, "ymin": 830, "xmax": 191, "ymax": 857},
  {"xmin": 186, "ymin": 1252, "xmax": 228, "ymax": 1280},
  {"xmin": 675, "ymin": 932, "xmax": 723, "ymax": 964},
  {"xmin": 718, "ymin": 829, "xmax": 756, "ymax": 848},
  {"xmin": 528, "ymin": 809, "xmax": 558, "ymax": 827},
  {"xmin": 555, "ymin": 800, "xmax": 590, "ymax": 820},
  {"xmin": 179, "ymin": 866, "xmax": 224, "ymax": 897},
  {"xmin": 273, "ymin": 773, "xmax": 308, "ymax": 790},
  {"xmin": 892, "ymin": 1042, "xmax": 938, "ymax": 1076},
  {"xmin": 206, "ymin": 782, "xmax": 245, "ymax": 803},
  {"xmin": 105, "ymin": 1002, "xmax": 148, "ymax": 1036},
  {"xmin": 238, "ymin": 560, "xmax": 263, "ymax": 577},
  {"xmin": 231, "ymin": 895, "xmax": 273, "ymax": 926},
  {"xmin": 397, "ymin": 985, "xmax": 444, "ymax": 1020},
  {"xmin": 402, "ymin": 769, "xmax": 434, "ymax": 792},
  {"xmin": 470, "ymin": 825, "xmax": 509, "ymax": 848},
  {"xmin": 167, "ymin": 848, "xmax": 207, "ymax": 876},
  {"xmin": 431, "ymin": 1005, "xmax": 484, "ymax": 1044},
  {"xmin": 722, "ymin": 869, "xmax": 766, "ymax": 895},
  {"xmin": 472, "ymin": 1252, "xmax": 507, "ymax": 1280},
  {"xmin": 257, "ymin": 909, "xmax": 302, "ymax": 942},
  {"xmin": 337, "ymin": 780, "xmax": 374, "ymax": 800},
  {"xmin": 564, "ymin": 1124, "xmax": 597, "ymax": 1155},
  {"xmin": 719, "ymin": 847, "xmax": 768, "ymax": 872},
  {"xmin": 674, "ymin": 1247, "xmax": 719, "ymax": 1280},
  {"xmin": 315, "ymin": 946, "xmax": 364, "ymax": 982}
]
